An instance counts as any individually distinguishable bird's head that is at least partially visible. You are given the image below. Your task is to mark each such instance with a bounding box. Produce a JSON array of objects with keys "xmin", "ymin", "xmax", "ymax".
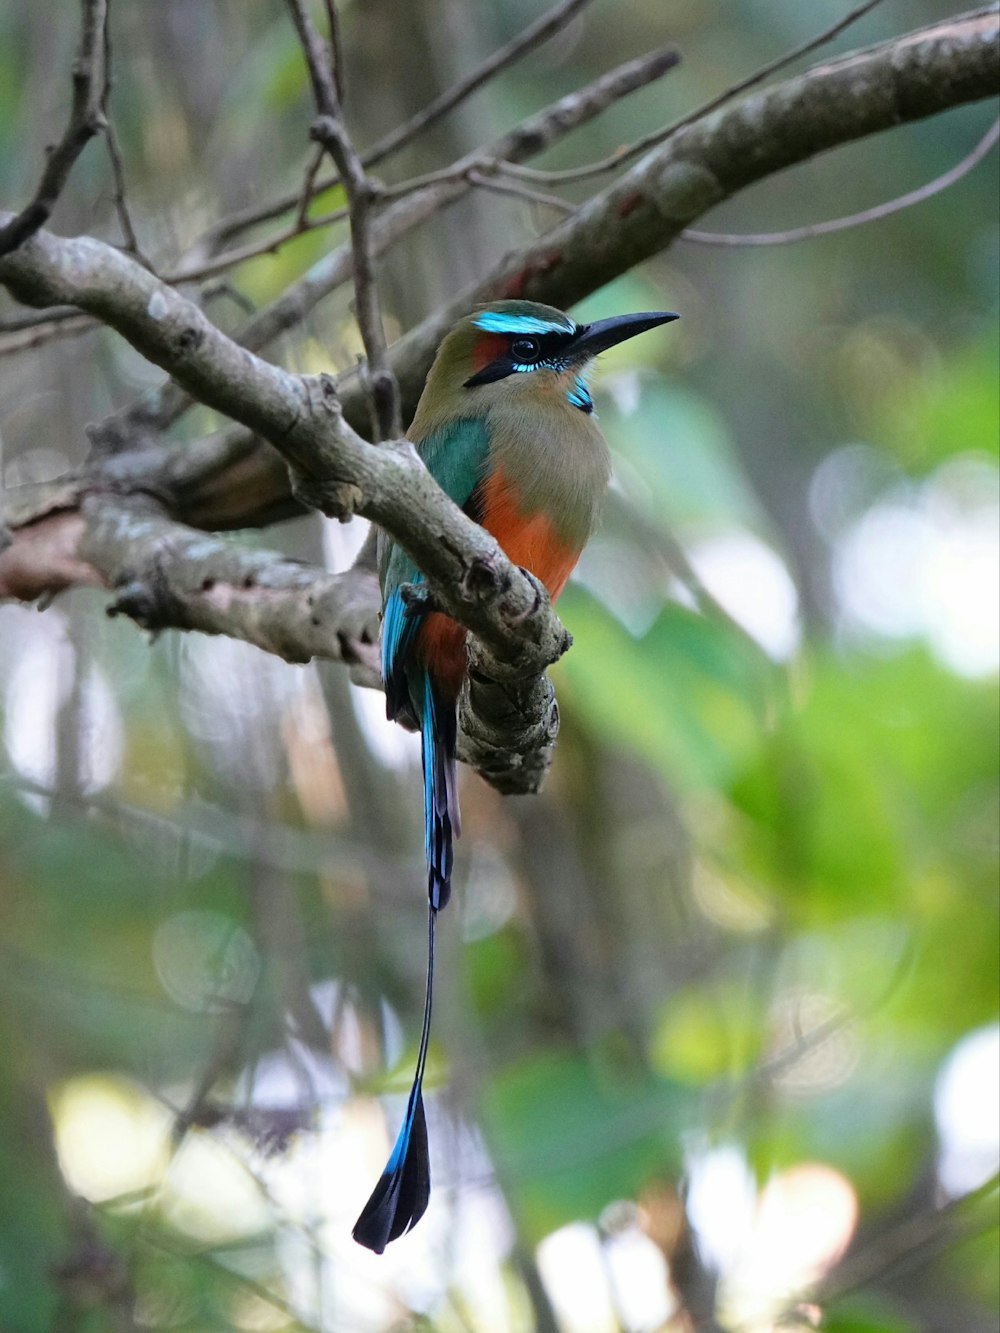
[{"xmin": 414, "ymin": 299, "xmax": 678, "ymax": 424}]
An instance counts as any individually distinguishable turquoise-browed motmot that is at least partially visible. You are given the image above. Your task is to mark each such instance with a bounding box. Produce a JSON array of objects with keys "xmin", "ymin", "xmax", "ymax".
[{"xmin": 353, "ymin": 299, "xmax": 678, "ymax": 1253}]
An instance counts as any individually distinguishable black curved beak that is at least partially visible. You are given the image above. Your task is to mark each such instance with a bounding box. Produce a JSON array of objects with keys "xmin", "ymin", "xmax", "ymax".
[{"xmin": 566, "ymin": 310, "xmax": 679, "ymax": 359}]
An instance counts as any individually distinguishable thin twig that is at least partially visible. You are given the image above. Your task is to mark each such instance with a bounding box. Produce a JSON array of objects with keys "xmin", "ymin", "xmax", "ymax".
[
  {"xmin": 0, "ymin": 305, "xmax": 83, "ymax": 334},
  {"xmin": 167, "ymin": 201, "xmax": 351, "ymax": 286},
  {"xmin": 294, "ymin": 143, "xmax": 328, "ymax": 230},
  {"xmin": 681, "ymin": 116, "xmax": 1000, "ymax": 246},
  {"xmin": 467, "ymin": 169, "xmax": 576, "ymax": 214},
  {"xmin": 103, "ymin": 117, "xmax": 148, "ymax": 262},
  {"xmin": 498, "ymin": 0, "xmax": 890, "ymax": 185},
  {"xmin": 0, "ymin": 311, "xmax": 97, "ymax": 357},
  {"xmin": 284, "ymin": 0, "xmax": 398, "ymax": 439},
  {"xmin": 0, "ymin": 0, "xmax": 108, "ymax": 257},
  {"xmin": 204, "ymin": 0, "xmax": 598, "ymax": 251},
  {"xmin": 99, "ymin": 8, "xmax": 151, "ymax": 267},
  {"xmin": 362, "ymin": 0, "xmax": 595, "ymax": 170},
  {"xmin": 322, "ymin": 0, "xmax": 345, "ymax": 106}
]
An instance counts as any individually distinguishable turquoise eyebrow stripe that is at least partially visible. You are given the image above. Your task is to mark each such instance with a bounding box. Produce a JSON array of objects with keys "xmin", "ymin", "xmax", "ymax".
[{"xmin": 474, "ymin": 311, "xmax": 575, "ymax": 335}]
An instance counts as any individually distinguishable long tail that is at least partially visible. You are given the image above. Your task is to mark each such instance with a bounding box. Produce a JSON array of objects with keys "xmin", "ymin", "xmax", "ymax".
[
  {"xmin": 351, "ymin": 907, "xmax": 435, "ymax": 1253},
  {"xmin": 352, "ymin": 677, "xmax": 459, "ymax": 1253}
]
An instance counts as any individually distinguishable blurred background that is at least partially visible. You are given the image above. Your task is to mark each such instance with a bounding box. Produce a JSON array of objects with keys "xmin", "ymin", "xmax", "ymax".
[{"xmin": 0, "ymin": 0, "xmax": 997, "ymax": 1330}]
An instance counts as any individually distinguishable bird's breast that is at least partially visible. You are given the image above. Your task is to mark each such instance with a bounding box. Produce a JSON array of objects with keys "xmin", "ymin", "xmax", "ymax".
[
  {"xmin": 477, "ymin": 470, "xmax": 582, "ymax": 604},
  {"xmin": 483, "ymin": 396, "xmax": 612, "ymax": 561}
]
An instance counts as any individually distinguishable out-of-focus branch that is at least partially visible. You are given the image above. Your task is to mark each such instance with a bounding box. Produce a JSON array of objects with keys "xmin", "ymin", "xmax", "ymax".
[
  {"xmin": 0, "ymin": 44, "xmax": 679, "ymax": 355},
  {"xmin": 816, "ymin": 1171, "xmax": 1000, "ymax": 1309},
  {"xmin": 498, "ymin": 0, "xmax": 891, "ymax": 186},
  {"xmin": 3, "ymin": 11, "xmax": 994, "ymax": 528},
  {"xmin": 0, "ymin": 0, "xmax": 108, "ymax": 257},
  {"xmin": 682, "ymin": 115, "xmax": 1000, "ymax": 247},
  {"xmin": 207, "ymin": 0, "xmax": 597, "ymax": 250},
  {"xmin": 284, "ymin": 0, "xmax": 401, "ymax": 439},
  {"xmin": 1, "ymin": 10, "xmax": 996, "ymax": 793}
]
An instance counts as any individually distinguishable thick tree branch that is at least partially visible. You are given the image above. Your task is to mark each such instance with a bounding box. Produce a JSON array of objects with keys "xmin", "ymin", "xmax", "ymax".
[
  {"xmin": 0, "ymin": 494, "xmax": 381, "ymax": 678},
  {"xmin": 0, "ymin": 222, "xmax": 568, "ymax": 653},
  {"xmin": 85, "ymin": 43, "xmax": 679, "ymax": 440},
  {"xmin": 76, "ymin": 8, "xmax": 996, "ymax": 465}
]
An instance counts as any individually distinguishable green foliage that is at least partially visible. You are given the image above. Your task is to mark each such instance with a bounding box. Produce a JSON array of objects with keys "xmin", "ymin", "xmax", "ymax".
[
  {"xmin": 482, "ymin": 1050, "xmax": 690, "ymax": 1243},
  {"xmin": 560, "ymin": 592, "xmax": 772, "ymax": 788}
]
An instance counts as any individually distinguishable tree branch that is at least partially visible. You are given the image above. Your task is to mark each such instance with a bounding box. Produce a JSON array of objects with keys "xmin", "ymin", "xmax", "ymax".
[
  {"xmin": 498, "ymin": 0, "xmax": 893, "ymax": 186},
  {"xmin": 681, "ymin": 114, "xmax": 999, "ymax": 246},
  {"xmin": 0, "ymin": 0, "xmax": 108, "ymax": 257},
  {"xmin": 86, "ymin": 43, "xmax": 679, "ymax": 440}
]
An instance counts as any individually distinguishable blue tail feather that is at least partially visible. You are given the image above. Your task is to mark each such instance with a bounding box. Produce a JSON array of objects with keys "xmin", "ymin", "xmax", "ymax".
[
  {"xmin": 352, "ymin": 908, "xmax": 436, "ymax": 1254},
  {"xmin": 421, "ymin": 675, "xmax": 458, "ymax": 911},
  {"xmin": 359, "ymin": 569, "xmax": 460, "ymax": 1252}
]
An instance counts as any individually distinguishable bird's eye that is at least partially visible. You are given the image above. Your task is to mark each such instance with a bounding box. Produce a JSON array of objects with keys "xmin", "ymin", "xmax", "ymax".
[{"xmin": 509, "ymin": 336, "xmax": 541, "ymax": 364}]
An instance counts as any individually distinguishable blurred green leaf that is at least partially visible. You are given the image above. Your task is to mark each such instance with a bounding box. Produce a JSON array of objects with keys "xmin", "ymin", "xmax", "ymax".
[
  {"xmin": 482, "ymin": 1050, "xmax": 690, "ymax": 1243},
  {"xmin": 602, "ymin": 375, "xmax": 768, "ymax": 530},
  {"xmin": 559, "ymin": 590, "xmax": 772, "ymax": 789}
]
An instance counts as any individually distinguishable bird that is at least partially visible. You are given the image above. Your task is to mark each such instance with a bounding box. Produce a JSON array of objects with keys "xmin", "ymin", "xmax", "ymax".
[{"xmin": 352, "ymin": 299, "xmax": 679, "ymax": 1253}]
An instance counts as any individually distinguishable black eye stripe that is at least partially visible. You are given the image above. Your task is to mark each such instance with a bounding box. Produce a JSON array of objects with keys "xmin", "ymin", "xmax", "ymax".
[{"xmin": 463, "ymin": 327, "xmax": 580, "ymax": 388}]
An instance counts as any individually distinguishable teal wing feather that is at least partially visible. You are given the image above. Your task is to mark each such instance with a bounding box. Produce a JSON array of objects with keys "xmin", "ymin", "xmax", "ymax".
[{"xmin": 380, "ymin": 417, "xmax": 492, "ymax": 718}]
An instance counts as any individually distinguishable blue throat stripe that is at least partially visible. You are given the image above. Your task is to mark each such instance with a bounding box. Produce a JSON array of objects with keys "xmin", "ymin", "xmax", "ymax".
[
  {"xmin": 474, "ymin": 311, "xmax": 575, "ymax": 336},
  {"xmin": 567, "ymin": 376, "xmax": 593, "ymax": 412}
]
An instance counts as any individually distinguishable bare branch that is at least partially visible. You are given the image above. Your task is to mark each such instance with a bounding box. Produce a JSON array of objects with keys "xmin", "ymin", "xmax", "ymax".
[
  {"xmin": 381, "ymin": 7, "xmax": 1000, "ymax": 414},
  {"xmin": 362, "ymin": 0, "xmax": 595, "ymax": 170},
  {"xmin": 295, "ymin": 144, "xmax": 328, "ymax": 230},
  {"xmin": 209, "ymin": 0, "xmax": 597, "ymax": 250},
  {"xmin": 467, "ymin": 169, "xmax": 576, "ymax": 215},
  {"xmin": 499, "ymin": 0, "xmax": 892, "ymax": 186},
  {"xmin": 0, "ymin": 310, "xmax": 96, "ymax": 357},
  {"xmin": 681, "ymin": 115, "xmax": 1000, "ymax": 246},
  {"xmin": 0, "ymin": 0, "xmax": 108, "ymax": 257},
  {"xmin": 783, "ymin": 1171, "xmax": 1000, "ymax": 1328},
  {"xmin": 15, "ymin": 9, "xmax": 989, "ymax": 535},
  {"xmin": 285, "ymin": 0, "xmax": 401, "ymax": 440}
]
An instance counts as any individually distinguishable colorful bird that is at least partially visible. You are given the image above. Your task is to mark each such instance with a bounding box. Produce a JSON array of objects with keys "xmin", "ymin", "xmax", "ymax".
[{"xmin": 352, "ymin": 299, "xmax": 678, "ymax": 1253}]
